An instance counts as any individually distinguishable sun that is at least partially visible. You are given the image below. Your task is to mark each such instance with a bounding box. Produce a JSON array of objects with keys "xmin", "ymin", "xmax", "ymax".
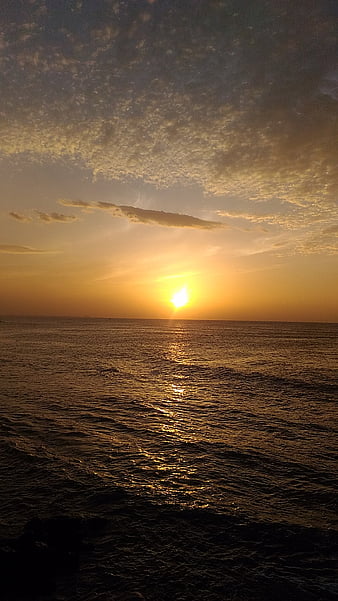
[{"xmin": 171, "ymin": 286, "xmax": 189, "ymax": 309}]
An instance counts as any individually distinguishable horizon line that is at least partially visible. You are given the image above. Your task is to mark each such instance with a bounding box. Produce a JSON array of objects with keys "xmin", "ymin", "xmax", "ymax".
[{"xmin": 1, "ymin": 315, "xmax": 337, "ymax": 325}]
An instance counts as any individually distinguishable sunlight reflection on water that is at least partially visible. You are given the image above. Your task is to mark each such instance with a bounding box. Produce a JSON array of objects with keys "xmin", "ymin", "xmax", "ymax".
[{"xmin": 0, "ymin": 318, "xmax": 337, "ymax": 528}]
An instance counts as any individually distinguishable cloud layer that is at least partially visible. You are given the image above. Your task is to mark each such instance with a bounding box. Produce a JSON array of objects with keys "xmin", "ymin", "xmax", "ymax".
[{"xmin": 0, "ymin": 0, "xmax": 337, "ymax": 214}]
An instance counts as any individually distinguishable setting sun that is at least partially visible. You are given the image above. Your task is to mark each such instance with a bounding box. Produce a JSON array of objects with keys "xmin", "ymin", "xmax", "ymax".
[{"xmin": 171, "ymin": 286, "xmax": 189, "ymax": 309}]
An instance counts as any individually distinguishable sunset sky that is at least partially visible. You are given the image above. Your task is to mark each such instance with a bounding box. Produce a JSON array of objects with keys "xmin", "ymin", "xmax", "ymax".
[{"xmin": 1, "ymin": 0, "xmax": 337, "ymax": 321}]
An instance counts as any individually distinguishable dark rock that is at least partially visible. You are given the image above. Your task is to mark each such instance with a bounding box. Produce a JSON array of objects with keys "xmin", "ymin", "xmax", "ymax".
[{"xmin": 0, "ymin": 516, "xmax": 87, "ymax": 599}]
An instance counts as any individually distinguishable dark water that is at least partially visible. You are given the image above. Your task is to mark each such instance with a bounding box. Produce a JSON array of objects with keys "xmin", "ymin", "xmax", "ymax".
[{"xmin": 0, "ymin": 318, "xmax": 337, "ymax": 600}]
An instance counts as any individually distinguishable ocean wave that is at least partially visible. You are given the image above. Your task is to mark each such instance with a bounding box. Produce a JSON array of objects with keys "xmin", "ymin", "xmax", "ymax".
[{"xmin": 1, "ymin": 490, "xmax": 336, "ymax": 601}]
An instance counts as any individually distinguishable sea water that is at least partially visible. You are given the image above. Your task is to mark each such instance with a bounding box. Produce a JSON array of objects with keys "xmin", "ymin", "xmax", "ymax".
[{"xmin": 0, "ymin": 318, "xmax": 337, "ymax": 600}]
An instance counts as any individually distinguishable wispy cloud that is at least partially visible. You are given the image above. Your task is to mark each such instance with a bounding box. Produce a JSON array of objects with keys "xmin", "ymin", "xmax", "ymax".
[
  {"xmin": 157, "ymin": 272, "xmax": 199, "ymax": 282},
  {"xmin": 9, "ymin": 212, "xmax": 32, "ymax": 222},
  {"xmin": 0, "ymin": 244, "xmax": 49, "ymax": 254},
  {"xmin": 300, "ymin": 223, "xmax": 338, "ymax": 255},
  {"xmin": 60, "ymin": 199, "xmax": 224, "ymax": 229},
  {"xmin": 322, "ymin": 224, "xmax": 338, "ymax": 235},
  {"xmin": 217, "ymin": 206, "xmax": 337, "ymax": 232},
  {"xmin": 217, "ymin": 210, "xmax": 282, "ymax": 226}
]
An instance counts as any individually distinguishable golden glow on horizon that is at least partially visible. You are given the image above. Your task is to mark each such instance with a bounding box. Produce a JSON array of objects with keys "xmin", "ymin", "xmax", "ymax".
[{"xmin": 170, "ymin": 286, "xmax": 189, "ymax": 309}]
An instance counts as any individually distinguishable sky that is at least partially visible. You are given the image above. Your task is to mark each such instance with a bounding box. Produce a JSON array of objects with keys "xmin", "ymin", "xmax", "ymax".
[{"xmin": 0, "ymin": 0, "xmax": 337, "ymax": 321}]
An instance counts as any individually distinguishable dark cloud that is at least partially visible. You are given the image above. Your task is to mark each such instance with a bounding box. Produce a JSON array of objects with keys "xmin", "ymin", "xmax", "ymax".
[
  {"xmin": 0, "ymin": 244, "xmax": 47, "ymax": 254},
  {"xmin": 96, "ymin": 201, "xmax": 224, "ymax": 229},
  {"xmin": 60, "ymin": 199, "xmax": 224, "ymax": 229},
  {"xmin": 0, "ymin": 1, "xmax": 337, "ymax": 230},
  {"xmin": 35, "ymin": 211, "xmax": 78, "ymax": 223}
]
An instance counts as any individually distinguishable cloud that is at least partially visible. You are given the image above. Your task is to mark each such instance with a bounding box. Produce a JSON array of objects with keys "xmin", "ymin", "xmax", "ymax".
[
  {"xmin": 322, "ymin": 224, "xmax": 338, "ymax": 235},
  {"xmin": 8, "ymin": 208, "xmax": 78, "ymax": 224},
  {"xmin": 9, "ymin": 212, "xmax": 32, "ymax": 222},
  {"xmin": 298, "ymin": 222, "xmax": 338, "ymax": 255},
  {"xmin": 218, "ymin": 210, "xmax": 283, "ymax": 225},
  {"xmin": 301, "ymin": 237, "xmax": 338, "ymax": 255},
  {"xmin": 157, "ymin": 272, "xmax": 199, "ymax": 282},
  {"xmin": 35, "ymin": 211, "xmax": 78, "ymax": 223},
  {"xmin": 60, "ymin": 198, "xmax": 224, "ymax": 229},
  {"xmin": 0, "ymin": 0, "xmax": 337, "ymax": 248},
  {"xmin": 59, "ymin": 199, "xmax": 92, "ymax": 209},
  {"xmin": 217, "ymin": 206, "xmax": 337, "ymax": 231},
  {"xmin": 95, "ymin": 201, "xmax": 224, "ymax": 229},
  {"xmin": 0, "ymin": 244, "xmax": 48, "ymax": 254}
]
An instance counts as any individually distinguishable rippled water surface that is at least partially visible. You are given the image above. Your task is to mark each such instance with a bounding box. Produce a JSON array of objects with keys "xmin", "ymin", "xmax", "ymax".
[{"xmin": 0, "ymin": 318, "xmax": 337, "ymax": 600}]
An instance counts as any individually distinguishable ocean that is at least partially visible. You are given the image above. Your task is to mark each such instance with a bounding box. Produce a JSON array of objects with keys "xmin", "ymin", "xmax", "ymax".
[{"xmin": 0, "ymin": 317, "xmax": 337, "ymax": 601}]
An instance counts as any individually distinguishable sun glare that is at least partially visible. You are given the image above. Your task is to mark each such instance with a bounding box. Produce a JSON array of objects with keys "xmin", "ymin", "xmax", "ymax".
[{"xmin": 171, "ymin": 286, "xmax": 189, "ymax": 309}]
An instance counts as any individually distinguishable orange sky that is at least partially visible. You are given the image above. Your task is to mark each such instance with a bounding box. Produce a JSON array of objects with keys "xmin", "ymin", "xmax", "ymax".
[{"xmin": 0, "ymin": 1, "xmax": 337, "ymax": 322}]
